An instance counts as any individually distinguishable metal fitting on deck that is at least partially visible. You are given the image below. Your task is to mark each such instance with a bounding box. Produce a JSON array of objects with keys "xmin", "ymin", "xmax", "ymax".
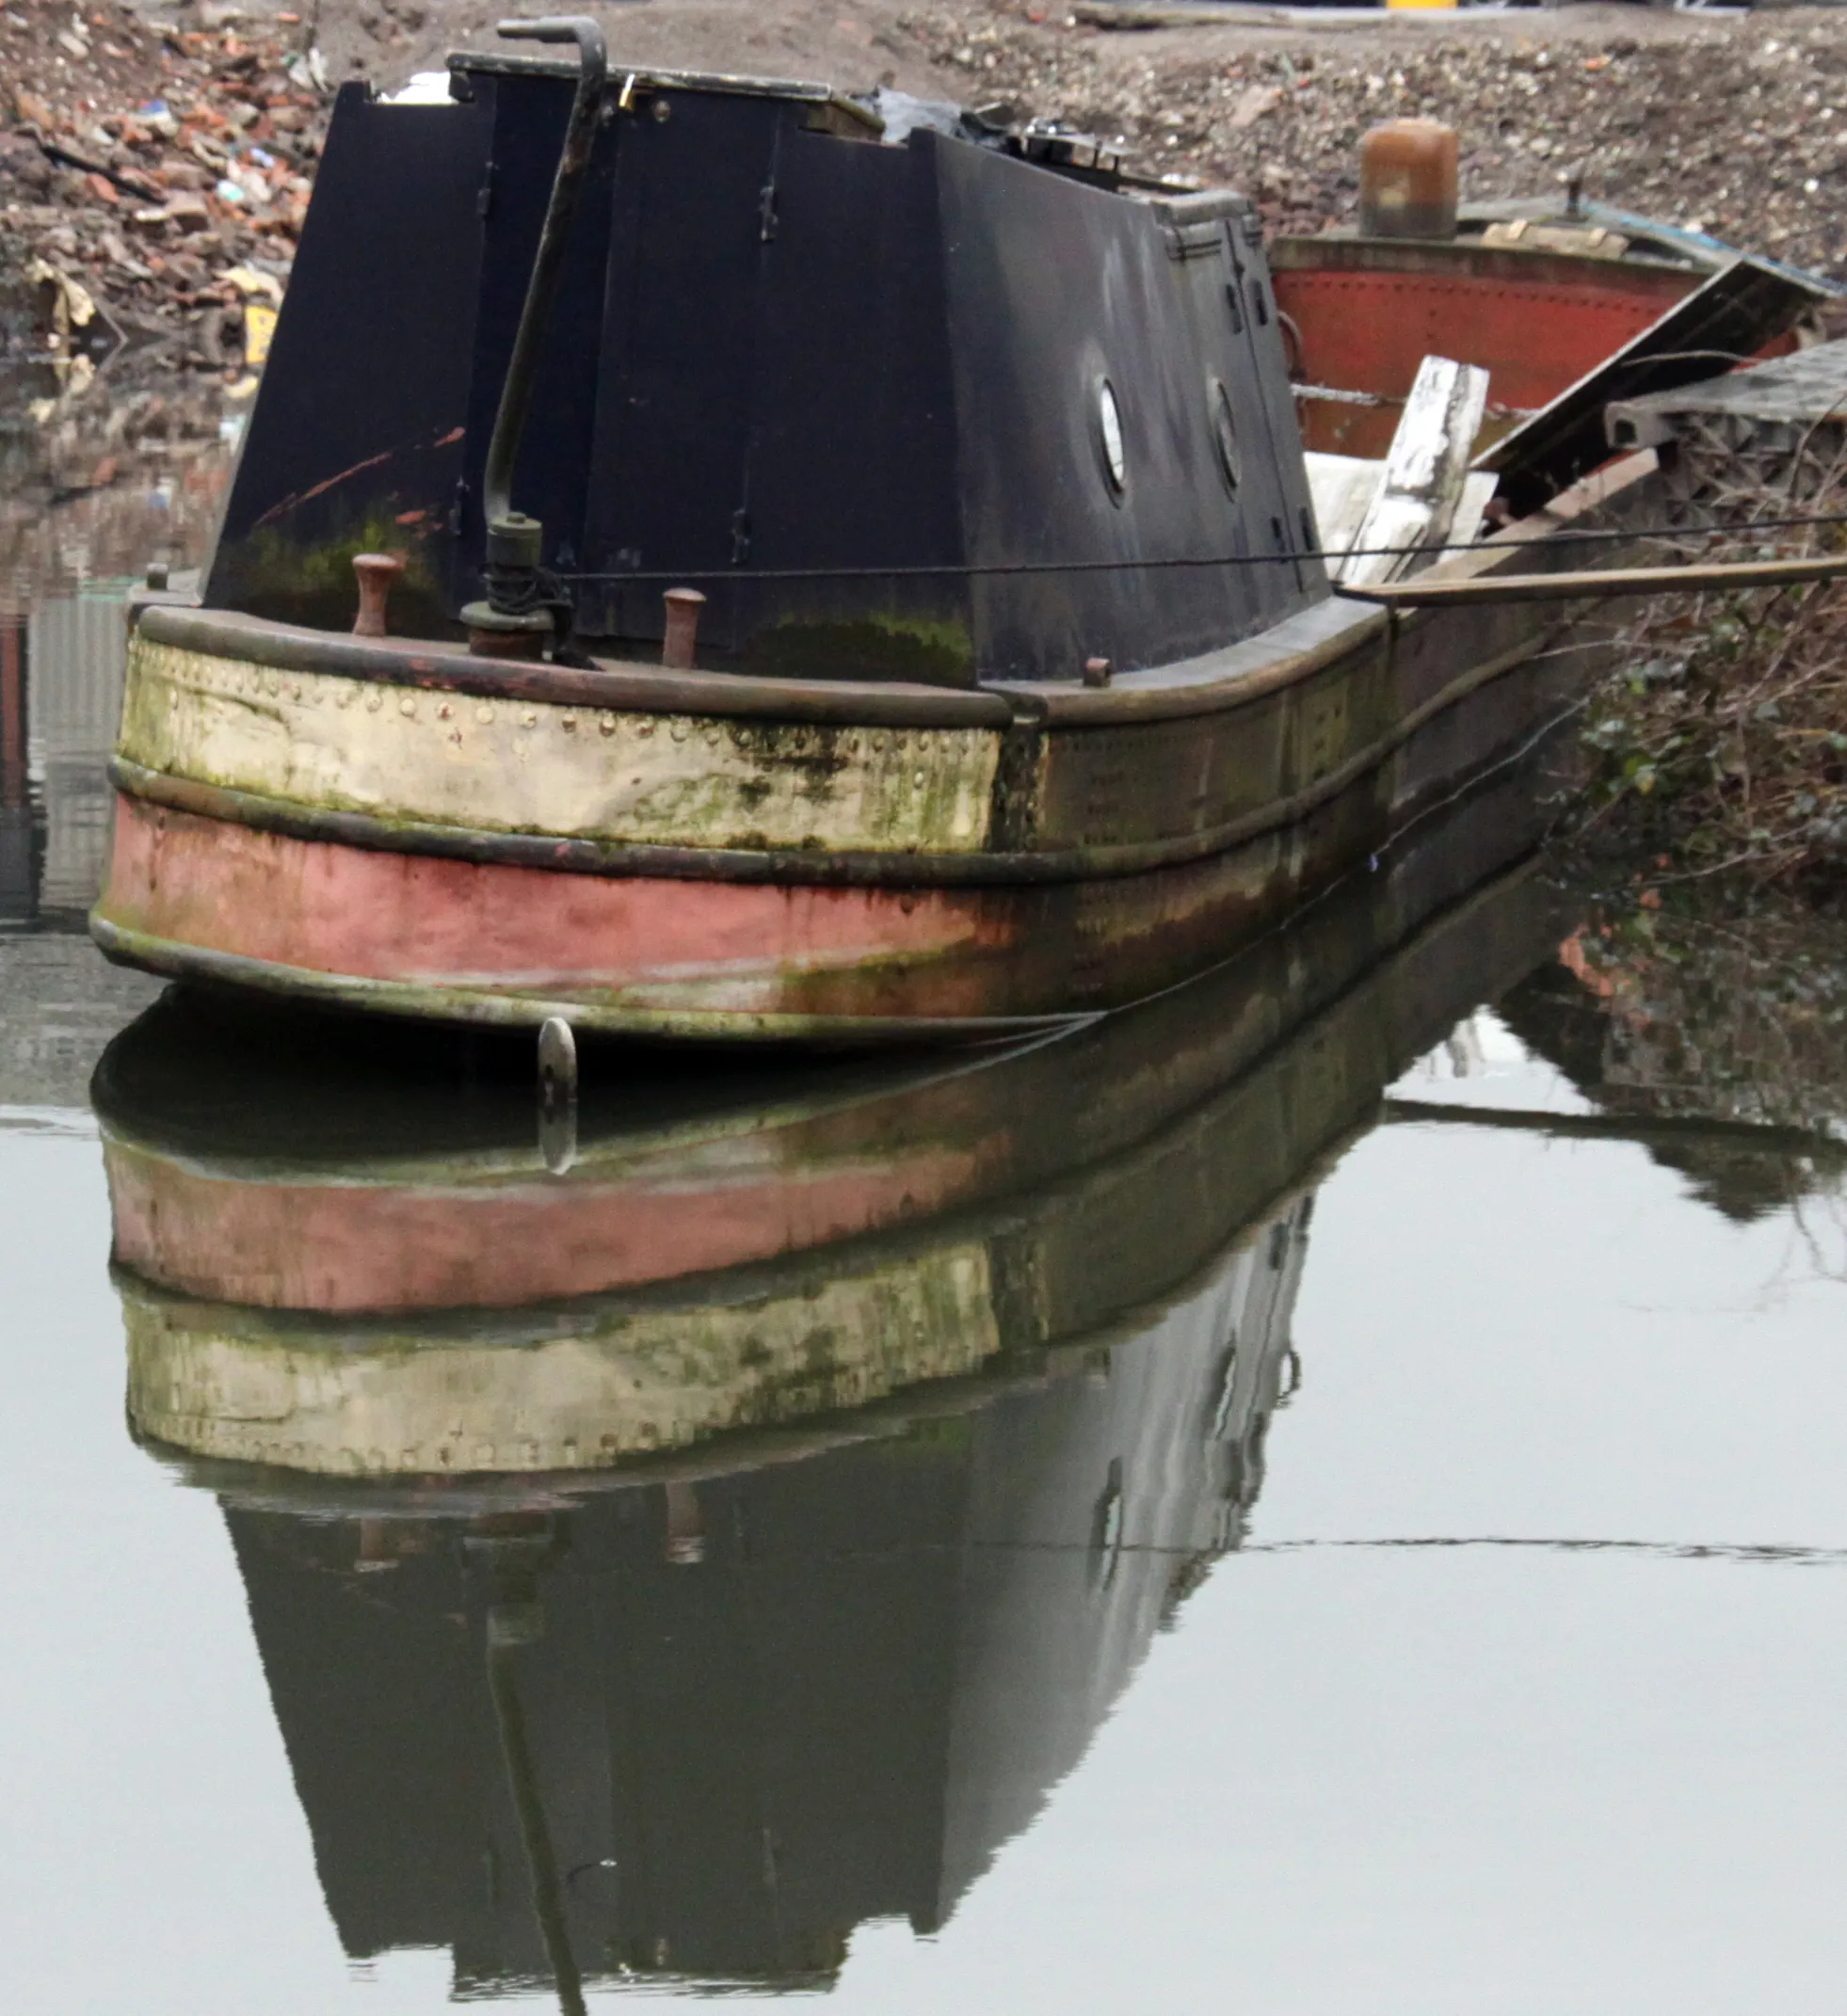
[
  {"xmin": 351, "ymin": 552, "xmax": 405, "ymax": 637},
  {"xmin": 662, "ymin": 586, "xmax": 706, "ymax": 670}
]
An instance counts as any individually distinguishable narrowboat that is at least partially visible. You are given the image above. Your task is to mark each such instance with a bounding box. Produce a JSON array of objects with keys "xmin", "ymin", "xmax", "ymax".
[{"xmin": 88, "ymin": 21, "xmax": 1771, "ymax": 1044}]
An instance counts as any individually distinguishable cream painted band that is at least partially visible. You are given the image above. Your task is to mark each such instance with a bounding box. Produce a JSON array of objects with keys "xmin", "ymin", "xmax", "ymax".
[
  {"xmin": 119, "ymin": 635, "xmax": 1004, "ymax": 856},
  {"xmin": 122, "ymin": 1244, "xmax": 1001, "ymax": 1475}
]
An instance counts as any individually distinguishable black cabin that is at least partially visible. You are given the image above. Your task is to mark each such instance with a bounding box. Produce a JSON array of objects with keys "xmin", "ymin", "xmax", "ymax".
[{"xmin": 208, "ymin": 56, "xmax": 1324, "ymax": 683}]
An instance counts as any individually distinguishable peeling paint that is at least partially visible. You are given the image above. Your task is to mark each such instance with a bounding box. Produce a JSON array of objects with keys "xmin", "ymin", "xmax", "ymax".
[{"xmin": 120, "ymin": 635, "xmax": 1004, "ymax": 854}]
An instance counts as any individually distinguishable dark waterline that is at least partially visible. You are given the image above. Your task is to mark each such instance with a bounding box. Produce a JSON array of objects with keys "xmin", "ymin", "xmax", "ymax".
[{"xmin": 5, "ymin": 388, "xmax": 1847, "ymax": 2013}]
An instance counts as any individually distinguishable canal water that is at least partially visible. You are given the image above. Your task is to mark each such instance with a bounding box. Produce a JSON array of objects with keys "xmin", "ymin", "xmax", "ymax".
[{"xmin": 6, "ymin": 388, "xmax": 1847, "ymax": 2013}]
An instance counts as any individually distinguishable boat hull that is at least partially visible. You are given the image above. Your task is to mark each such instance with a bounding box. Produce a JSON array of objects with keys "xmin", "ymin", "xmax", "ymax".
[
  {"xmin": 102, "ymin": 747, "xmax": 1570, "ymax": 1480},
  {"xmin": 90, "ymin": 456, "xmax": 1653, "ymax": 1040},
  {"xmin": 92, "ymin": 652, "xmax": 1572, "ymax": 1038}
]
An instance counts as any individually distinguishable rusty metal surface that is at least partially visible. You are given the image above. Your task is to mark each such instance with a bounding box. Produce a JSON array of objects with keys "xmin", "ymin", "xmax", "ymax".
[
  {"xmin": 95, "ymin": 746, "xmax": 1564, "ymax": 1332},
  {"xmin": 96, "ymin": 450, "xmax": 1654, "ymax": 1039},
  {"xmin": 350, "ymin": 552, "xmax": 403, "ymax": 637},
  {"xmin": 661, "ymin": 587, "xmax": 705, "ymax": 670},
  {"xmin": 90, "ymin": 633, "xmax": 1594, "ymax": 1039},
  {"xmin": 1273, "ymin": 243, "xmax": 1698, "ymax": 461},
  {"xmin": 106, "ymin": 460, "xmax": 1656, "ymax": 899},
  {"xmin": 106, "ymin": 594, "xmax": 1524, "ymax": 883}
]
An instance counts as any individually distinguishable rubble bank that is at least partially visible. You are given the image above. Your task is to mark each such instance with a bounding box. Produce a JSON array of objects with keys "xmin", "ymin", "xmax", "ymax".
[
  {"xmin": 2, "ymin": 0, "xmax": 319, "ymax": 376},
  {"xmin": 11, "ymin": 2, "xmax": 1847, "ymax": 385},
  {"xmin": 912, "ymin": 4, "xmax": 1847, "ymax": 273}
]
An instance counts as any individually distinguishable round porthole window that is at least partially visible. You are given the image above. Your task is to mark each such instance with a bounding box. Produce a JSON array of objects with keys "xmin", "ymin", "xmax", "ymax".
[
  {"xmin": 1210, "ymin": 376, "xmax": 1240, "ymax": 496},
  {"xmin": 1094, "ymin": 377, "xmax": 1126, "ymax": 499}
]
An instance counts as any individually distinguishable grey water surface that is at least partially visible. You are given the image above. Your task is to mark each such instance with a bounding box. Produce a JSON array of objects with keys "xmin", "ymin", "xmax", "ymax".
[{"xmin": 5, "ymin": 397, "xmax": 1847, "ymax": 2016}]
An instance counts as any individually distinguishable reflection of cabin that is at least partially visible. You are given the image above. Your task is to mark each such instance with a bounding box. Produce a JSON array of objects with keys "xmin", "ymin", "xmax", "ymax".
[{"xmin": 225, "ymin": 1201, "xmax": 1309, "ymax": 1996}]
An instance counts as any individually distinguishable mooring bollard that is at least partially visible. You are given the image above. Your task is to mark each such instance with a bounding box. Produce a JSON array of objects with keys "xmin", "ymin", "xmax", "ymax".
[
  {"xmin": 351, "ymin": 552, "xmax": 405, "ymax": 637},
  {"xmin": 662, "ymin": 585, "xmax": 706, "ymax": 669}
]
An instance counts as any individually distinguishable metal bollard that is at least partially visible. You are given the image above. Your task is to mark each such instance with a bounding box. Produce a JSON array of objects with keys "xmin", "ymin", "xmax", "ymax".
[
  {"xmin": 662, "ymin": 586, "xmax": 706, "ymax": 670},
  {"xmin": 352, "ymin": 552, "xmax": 405, "ymax": 637}
]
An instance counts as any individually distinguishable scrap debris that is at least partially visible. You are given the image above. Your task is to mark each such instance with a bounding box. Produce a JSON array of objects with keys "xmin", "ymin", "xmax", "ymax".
[
  {"xmin": 12, "ymin": 0, "xmax": 1847, "ymax": 392},
  {"xmin": 907, "ymin": 5, "xmax": 1847, "ymax": 274},
  {"xmin": 1, "ymin": 0, "xmax": 324, "ymax": 375}
]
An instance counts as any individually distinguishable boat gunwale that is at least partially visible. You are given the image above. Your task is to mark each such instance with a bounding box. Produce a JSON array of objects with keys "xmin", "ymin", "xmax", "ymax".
[
  {"xmin": 105, "ymin": 617, "xmax": 1547, "ymax": 886},
  {"xmin": 128, "ymin": 603, "xmax": 1021, "ymax": 729},
  {"xmin": 1269, "ymin": 232, "xmax": 1714, "ymax": 290},
  {"xmin": 132, "ymin": 450, "xmax": 1652, "ymax": 736},
  {"xmin": 130, "ymin": 597, "xmax": 1389, "ymax": 731}
]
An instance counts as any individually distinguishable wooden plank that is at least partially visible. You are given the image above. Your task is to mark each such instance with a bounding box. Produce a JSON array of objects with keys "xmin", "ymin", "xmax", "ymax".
[
  {"xmin": 1309, "ymin": 450, "xmax": 1496, "ymax": 561},
  {"xmin": 1336, "ymin": 356, "xmax": 1489, "ymax": 587},
  {"xmin": 1338, "ymin": 551, "xmax": 1847, "ymax": 608},
  {"xmin": 1304, "ymin": 452, "xmax": 1382, "ymax": 563}
]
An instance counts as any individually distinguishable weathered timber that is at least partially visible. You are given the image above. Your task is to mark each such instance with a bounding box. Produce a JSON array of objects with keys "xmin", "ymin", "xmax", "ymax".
[
  {"xmin": 1339, "ymin": 551, "xmax": 1847, "ymax": 608},
  {"xmin": 1337, "ymin": 356, "xmax": 1489, "ymax": 588}
]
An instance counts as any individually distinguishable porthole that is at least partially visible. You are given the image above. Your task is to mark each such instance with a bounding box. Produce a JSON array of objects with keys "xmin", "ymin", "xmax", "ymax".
[
  {"xmin": 1209, "ymin": 376, "xmax": 1240, "ymax": 496},
  {"xmin": 1093, "ymin": 376, "xmax": 1126, "ymax": 500}
]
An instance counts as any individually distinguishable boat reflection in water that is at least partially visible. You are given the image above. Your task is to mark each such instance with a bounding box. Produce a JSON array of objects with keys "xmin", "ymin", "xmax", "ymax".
[{"xmin": 92, "ymin": 753, "xmax": 1573, "ymax": 2002}]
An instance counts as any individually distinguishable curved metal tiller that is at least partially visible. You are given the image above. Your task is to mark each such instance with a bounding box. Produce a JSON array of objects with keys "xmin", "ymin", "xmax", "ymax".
[
  {"xmin": 481, "ymin": 15, "xmax": 608, "ymax": 536},
  {"xmin": 465, "ymin": 16, "xmax": 608, "ymax": 647}
]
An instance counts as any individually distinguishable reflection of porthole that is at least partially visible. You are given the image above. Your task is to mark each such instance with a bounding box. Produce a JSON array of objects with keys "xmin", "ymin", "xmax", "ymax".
[
  {"xmin": 1088, "ymin": 1457, "xmax": 1125, "ymax": 1591},
  {"xmin": 1209, "ymin": 376, "xmax": 1240, "ymax": 496},
  {"xmin": 1094, "ymin": 377, "xmax": 1126, "ymax": 500}
]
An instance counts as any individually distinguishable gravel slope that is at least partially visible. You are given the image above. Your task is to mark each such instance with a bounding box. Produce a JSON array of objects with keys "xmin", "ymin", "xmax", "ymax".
[{"xmin": 8, "ymin": 0, "xmax": 1847, "ymax": 359}]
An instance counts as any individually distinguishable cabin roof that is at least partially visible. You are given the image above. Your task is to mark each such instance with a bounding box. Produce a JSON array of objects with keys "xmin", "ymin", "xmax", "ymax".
[{"xmin": 445, "ymin": 48, "xmax": 881, "ymax": 123}]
